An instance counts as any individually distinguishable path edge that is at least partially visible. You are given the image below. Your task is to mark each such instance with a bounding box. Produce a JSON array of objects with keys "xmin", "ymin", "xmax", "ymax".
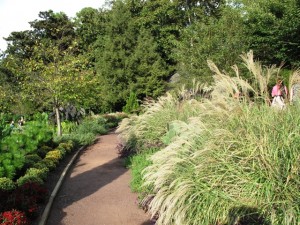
[{"xmin": 38, "ymin": 145, "xmax": 87, "ymax": 225}]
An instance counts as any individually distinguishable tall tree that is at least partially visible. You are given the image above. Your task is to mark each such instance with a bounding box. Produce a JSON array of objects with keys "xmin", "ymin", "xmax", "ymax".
[
  {"xmin": 22, "ymin": 41, "xmax": 96, "ymax": 136},
  {"xmin": 241, "ymin": 0, "xmax": 300, "ymax": 67},
  {"xmin": 94, "ymin": 0, "xmax": 140, "ymax": 112},
  {"xmin": 174, "ymin": 1, "xmax": 243, "ymax": 83}
]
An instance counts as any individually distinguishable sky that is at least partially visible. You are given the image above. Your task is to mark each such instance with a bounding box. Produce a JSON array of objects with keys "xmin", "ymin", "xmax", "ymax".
[{"xmin": 0, "ymin": 0, "xmax": 106, "ymax": 51}]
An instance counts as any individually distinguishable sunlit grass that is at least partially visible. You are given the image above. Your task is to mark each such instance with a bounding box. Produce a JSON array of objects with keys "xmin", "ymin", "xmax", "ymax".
[{"xmin": 118, "ymin": 51, "xmax": 300, "ymax": 225}]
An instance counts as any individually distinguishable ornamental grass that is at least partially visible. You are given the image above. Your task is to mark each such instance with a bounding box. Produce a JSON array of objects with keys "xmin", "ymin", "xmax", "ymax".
[{"xmin": 119, "ymin": 51, "xmax": 300, "ymax": 225}]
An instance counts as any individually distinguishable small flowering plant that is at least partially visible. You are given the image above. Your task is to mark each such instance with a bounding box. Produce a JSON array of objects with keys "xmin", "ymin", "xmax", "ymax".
[{"xmin": 0, "ymin": 209, "xmax": 29, "ymax": 225}]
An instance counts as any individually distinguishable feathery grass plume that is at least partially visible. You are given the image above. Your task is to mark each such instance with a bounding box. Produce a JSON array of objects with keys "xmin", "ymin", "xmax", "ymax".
[
  {"xmin": 142, "ymin": 53, "xmax": 300, "ymax": 225},
  {"xmin": 117, "ymin": 84, "xmax": 206, "ymax": 156},
  {"xmin": 144, "ymin": 103, "xmax": 300, "ymax": 225},
  {"xmin": 239, "ymin": 50, "xmax": 278, "ymax": 105},
  {"xmin": 288, "ymin": 69, "xmax": 300, "ymax": 103},
  {"xmin": 289, "ymin": 69, "xmax": 300, "ymax": 87}
]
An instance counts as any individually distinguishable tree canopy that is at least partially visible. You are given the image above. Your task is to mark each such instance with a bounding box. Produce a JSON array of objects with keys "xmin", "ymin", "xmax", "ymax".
[{"xmin": 1, "ymin": 0, "xmax": 300, "ymax": 116}]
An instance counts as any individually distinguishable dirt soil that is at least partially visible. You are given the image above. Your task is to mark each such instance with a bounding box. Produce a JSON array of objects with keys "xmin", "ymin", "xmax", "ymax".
[{"xmin": 36, "ymin": 131, "xmax": 154, "ymax": 225}]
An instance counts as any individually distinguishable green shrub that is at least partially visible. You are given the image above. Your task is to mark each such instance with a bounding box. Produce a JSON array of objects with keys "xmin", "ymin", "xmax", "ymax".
[
  {"xmin": 122, "ymin": 92, "xmax": 140, "ymax": 114},
  {"xmin": 56, "ymin": 147, "xmax": 67, "ymax": 157},
  {"xmin": 0, "ymin": 177, "xmax": 16, "ymax": 191},
  {"xmin": 17, "ymin": 174, "xmax": 43, "ymax": 186},
  {"xmin": 45, "ymin": 150, "xmax": 63, "ymax": 161},
  {"xmin": 77, "ymin": 119, "xmax": 107, "ymax": 136},
  {"xmin": 61, "ymin": 121, "xmax": 77, "ymax": 134},
  {"xmin": 75, "ymin": 133, "xmax": 96, "ymax": 145},
  {"xmin": 25, "ymin": 167, "xmax": 48, "ymax": 181},
  {"xmin": 41, "ymin": 158, "xmax": 57, "ymax": 171},
  {"xmin": 58, "ymin": 142, "xmax": 73, "ymax": 154},
  {"xmin": 36, "ymin": 145, "xmax": 52, "ymax": 158},
  {"xmin": 24, "ymin": 154, "xmax": 42, "ymax": 169},
  {"xmin": 32, "ymin": 161, "xmax": 49, "ymax": 171},
  {"xmin": 0, "ymin": 167, "xmax": 4, "ymax": 177}
]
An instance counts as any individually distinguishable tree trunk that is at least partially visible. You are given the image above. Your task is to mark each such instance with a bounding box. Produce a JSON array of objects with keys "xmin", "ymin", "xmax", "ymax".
[{"xmin": 55, "ymin": 106, "xmax": 62, "ymax": 136}]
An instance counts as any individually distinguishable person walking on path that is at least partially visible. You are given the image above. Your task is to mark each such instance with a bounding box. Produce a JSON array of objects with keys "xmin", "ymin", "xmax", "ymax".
[
  {"xmin": 271, "ymin": 79, "xmax": 288, "ymax": 109},
  {"xmin": 45, "ymin": 132, "xmax": 153, "ymax": 225}
]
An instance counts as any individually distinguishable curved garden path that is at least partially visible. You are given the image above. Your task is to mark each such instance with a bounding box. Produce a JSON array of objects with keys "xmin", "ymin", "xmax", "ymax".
[{"xmin": 44, "ymin": 131, "xmax": 154, "ymax": 225}]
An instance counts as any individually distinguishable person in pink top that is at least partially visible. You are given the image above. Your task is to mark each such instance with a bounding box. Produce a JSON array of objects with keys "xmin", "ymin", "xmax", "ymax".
[{"xmin": 271, "ymin": 79, "xmax": 288, "ymax": 109}]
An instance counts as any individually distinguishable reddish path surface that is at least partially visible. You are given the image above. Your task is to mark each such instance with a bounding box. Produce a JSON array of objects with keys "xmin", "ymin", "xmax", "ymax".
[{"xmin": 46, "ymin": 132, "xmax": 153, "ymax": 225}]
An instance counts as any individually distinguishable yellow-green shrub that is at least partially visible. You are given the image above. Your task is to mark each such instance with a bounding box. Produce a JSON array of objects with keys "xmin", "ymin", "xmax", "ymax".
[
  {"xmin": 17, "ymin": 174, "xmax": 43, "ymax": 187},
  {"xmin": 41, "ymin": 158, "xmax": 57, "ymax": 171},
  {"xmin": 0, "ymin": 177, "xmax": 16, "ymax": 191},
  {"xmin": 45, "ymin": 150, "xmax": 63, "ymax": 161},
  {"xmin": 25, "ymin": 167, "xmax": 48, "ymax": 181}
]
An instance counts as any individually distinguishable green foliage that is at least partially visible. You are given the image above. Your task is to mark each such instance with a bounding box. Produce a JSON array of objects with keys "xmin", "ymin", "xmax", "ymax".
[
  {"xmin": 36, "ymin": 145, "xmax": 52, "ymax": 158},
  {"xmin": 122, "ymin": 92, "xmax": 139, "ymax": 114},
  {"xmin": 61, "ymin": 121, "xmax": 77, "ymax": 134},
  {"xmin": 175, "ymin": 5, "xmax": 248, "ymax": 84},
  {"xmin": 58, "ymin": 141, "xmax": 74, "ymax": 154},
  {"xmin": 23, "ymin": 154, "xmax": 42, "ymax": 170},
  {"xmin": 16, "ymin": 174, "xmax": 43, "ymax": 187},
  {"xmin": 126, "ymin": 148, "xmax": 158, "ymax": 199},
  {"xmin": 242, "ymin": 0, "xmax": 300, "ymax": 67},
  {"xmin": 45, "ymin": 150, "xmax": 63, "ymax": 162},
  {"xmin": 0, "ymin": 117, "xmax": 53, "ymax": 179},
  {"xmin": 76, "ymin": 118, "xmax": 107, "ymax": 136},
  {"xmin": 0, "ymin": 177, "xmax": 16, "ymax": 191},
  {"xmin": 161, "ymin": 121, "xmax": 185, "ymax": 145},
  {"xmin": 118, "ymin": 54, "xmax": 300, "ymax": 224},
  {"xmin": 25, "ymin": 167, "xmax": 48, "ymax": 181},
  {"xmin": 41, "ymin": 158, "xmax": 57, "ymax": 171}
]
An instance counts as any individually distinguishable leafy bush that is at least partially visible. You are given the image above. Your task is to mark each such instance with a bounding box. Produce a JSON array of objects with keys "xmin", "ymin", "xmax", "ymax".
[
  {"xmin": 25, "ymin": 168, "xmax": 48, "ymax": 181},
  {"xmin": 58, "ymin": 141, "xmax": 73, "ymax": 154},
  {"xmin": 56, "ymin": 147, "xmax": 66, "ymax": 158},
  {"xmin": 0, "ymin": 177, "xmax": 16, "ymax": 191},
  {"xmin": 45, "ymin": 150, "xmax": 63, "ymax": 161},
  {"xmin": 1, "ymin": 182, "xmax": 48, "ymax": 220},
  {"xmin": 0, "ymin": 117, "xmax": 53, "ymax": 179},
  {"xmin": 122, "ymin": 92, "xmax": 140, "ymax": 114},
  {"xmin": 23, "ymin": 154, "xmax": 42, "ymax": 170},
  {"xmin": 36, "ymin": 145, "xmax": 52, "ymax": 158},
  {"xmin": 18, "ymin": 182, "xmax": 48, "ymax": 204},
  {"xmin": 16, "ymin": 175, "xmax": 43, "ymax": 187},
  {"xmin": 41, "ymin": 158, "xmax": 57, "ymax": 171},
  {"xmin": 76, "ymin": 118, "xmax": 107, "ymax": 136}
]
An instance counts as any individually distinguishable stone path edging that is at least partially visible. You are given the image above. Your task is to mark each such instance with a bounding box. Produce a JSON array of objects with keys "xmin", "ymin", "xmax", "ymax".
[{"xmin": 38, "ymin": 145, "xmax": 86, "ymax": 225}]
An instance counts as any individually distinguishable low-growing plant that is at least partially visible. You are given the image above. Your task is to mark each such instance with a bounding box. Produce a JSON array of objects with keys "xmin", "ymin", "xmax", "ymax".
[
  {"xmin": 36, "ymin": 145, "xmax": 52, "ymax": 158},
  {"xmin": 23, "ymin": 154, "xmax": 42, "ymax": 170},
  {"xmin": 31, "ymin": 161, "xmax": 49, "ymax": 171},
  {"xmin": 16, "ymin": 175, "xmax": 43, "ymax": 187},
  {"xmin": 25, "ymin": 167, "xmax": 48, "ymax": 181},
  {"xmin": 45, "ymin": 150, "xmax": 63, "ymax": 161},
  {"xmin": 0, "ymin": 209, "xmax": 29, "ymax": 225},
  {"xmin": 40, "ymin": 158, "xmax": 57, "ymax": 171},
  {"xmin": 0, "ymin": 177, "xmax": 16, "ymax": 191},
  {"xmin": 76, "ymin": 118, "xmax": 107, "ymax": 136},
  {"xmin": 58, "ymin": 142, "xmax": 73, "ymax": 154},
  {"xmin": 127, "ymin": 148, "xmax": 158, "ymax": 200}
]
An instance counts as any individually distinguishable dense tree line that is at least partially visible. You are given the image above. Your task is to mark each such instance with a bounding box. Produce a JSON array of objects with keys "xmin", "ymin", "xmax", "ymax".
[{"xmin": 0, "ymin": 0, "xmax": 299, "ymax": 115}]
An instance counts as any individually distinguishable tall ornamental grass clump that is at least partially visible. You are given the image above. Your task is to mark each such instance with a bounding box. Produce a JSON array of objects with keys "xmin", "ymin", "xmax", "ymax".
[
  {"xmin": 117, "ymin": 80, "xmax": 207, "ymax": 156},
  {"xmin": 140, "ymin": 51, "xmax": 300, "ymax": 225}
]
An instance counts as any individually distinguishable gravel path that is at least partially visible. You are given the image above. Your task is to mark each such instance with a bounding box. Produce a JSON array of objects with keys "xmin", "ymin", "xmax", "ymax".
[{"xmin": 45, "ymin": 132, "xmax": 153, "ymax": 225}]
